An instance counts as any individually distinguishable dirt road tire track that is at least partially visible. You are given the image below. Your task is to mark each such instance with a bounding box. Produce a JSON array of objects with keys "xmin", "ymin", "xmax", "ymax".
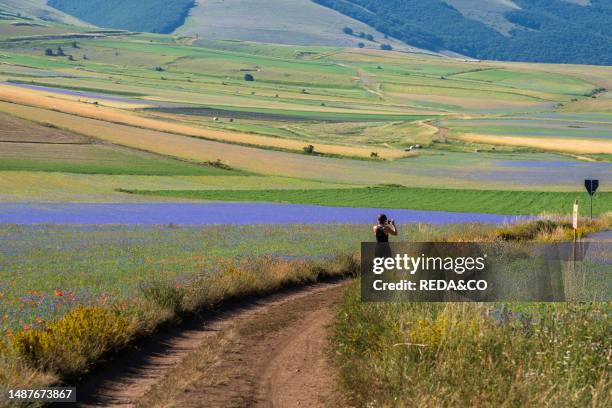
[{"xmin": 67, "ymin": 281, "xmax": 347, "ymax": 407}]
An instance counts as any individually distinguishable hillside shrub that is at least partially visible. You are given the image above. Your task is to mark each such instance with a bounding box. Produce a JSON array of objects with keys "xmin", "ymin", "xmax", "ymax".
[{"xmin": 303, "ymin": 144, "xmax": 315, "ymax": 154}]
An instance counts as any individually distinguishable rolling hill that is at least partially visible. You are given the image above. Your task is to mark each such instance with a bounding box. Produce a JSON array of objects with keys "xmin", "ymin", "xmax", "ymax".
[
  {"xmin": 175, "ymin": 0, "xmax": 416, "ymax": 51},
  {"xmin": 43, "ymin": 0, "xmax": 419, "ymax": 52},
  {"xmin": 11, "ymin": 0, "xmax": 612, "ymax": 64}
]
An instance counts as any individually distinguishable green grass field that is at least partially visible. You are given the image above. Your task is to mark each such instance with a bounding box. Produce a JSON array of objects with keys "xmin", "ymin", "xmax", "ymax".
[
  {"xmin": 0, "ymin": 143, "xmax": 240, "ymax": 175},
  {"xmin": 443, "ymin": 117, "xmax": 612, "ymax": 141},
  {"xmin": 123, "ymin": 186, "xmax": 612, "ymax": 216}
]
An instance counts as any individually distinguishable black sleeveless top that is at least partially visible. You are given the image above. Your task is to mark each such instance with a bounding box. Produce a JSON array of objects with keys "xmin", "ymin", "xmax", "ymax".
[{"xmin": 376, "ymin": 225, "xmax": 389, "ymax": 243}]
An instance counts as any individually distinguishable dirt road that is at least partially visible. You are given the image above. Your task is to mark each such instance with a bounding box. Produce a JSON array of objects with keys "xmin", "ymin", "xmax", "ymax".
[{"xmin": 71, "ymin": 282, "xmax": 347, "ymax": 408}]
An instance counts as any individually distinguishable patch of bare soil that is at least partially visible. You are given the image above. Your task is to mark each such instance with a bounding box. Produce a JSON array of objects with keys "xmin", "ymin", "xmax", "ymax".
[
  {"xmin": 0, "ymin": 111, "xmax": 90, "ymax": 144},
  {"xmin": 69, "ymin": 282, "xmax": 347, "ymax": 408}
]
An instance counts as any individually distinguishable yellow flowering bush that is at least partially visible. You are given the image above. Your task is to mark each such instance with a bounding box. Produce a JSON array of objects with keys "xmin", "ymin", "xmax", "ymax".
[{"xmin": 11, "ymin": 306, "xmax": 132, "ymax": 377}]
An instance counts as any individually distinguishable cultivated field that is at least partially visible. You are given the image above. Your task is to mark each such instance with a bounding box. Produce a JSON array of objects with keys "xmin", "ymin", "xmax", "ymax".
[
  {"xmin": 5, "ymin": 100, "xmax": 608, "ymax": 192},
  {"xmin": 0, "ymin": 14, "xmax": 608, "ymax": 204},
  {"xmin": 128, "ymin": 186, "xmax": 612, "ymax": 216}
]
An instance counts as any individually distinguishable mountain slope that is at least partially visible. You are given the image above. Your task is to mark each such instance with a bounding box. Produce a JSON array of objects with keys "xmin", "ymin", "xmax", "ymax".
[
  {"xmin": 41, "ymin": 0, "xmax": 428, "ymax": 52},
  {"xmin": 0, "ymin": 0, "xmax": 87, "ymax": 26},
  {"xmin": 174, "ymin": 0, "xmax": 418, "ymax": 51},
  {"xmin": 47, "ymin": 0, "xmax": 194, "ymax": 33},
  {"xmin": 313, "ymin": 0, "xmax": 612, "ymax": 65},
  {"xmin": 36, "ymin": 0, "xmax": 612, "ymax": 64},
  {"xmin": 445, "ymin": 0, "xmax": 520, "ymax": 35}
]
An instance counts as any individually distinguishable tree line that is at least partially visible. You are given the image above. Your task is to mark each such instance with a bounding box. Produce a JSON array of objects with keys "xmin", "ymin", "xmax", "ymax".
[{"xmin": 314, "ymin": 0, "xmax": 612, "ymax": 65}]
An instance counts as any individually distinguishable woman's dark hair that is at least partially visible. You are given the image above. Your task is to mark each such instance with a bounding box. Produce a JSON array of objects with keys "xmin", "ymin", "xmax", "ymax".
[{"xmin": 377, "ymin": 214, "xmax": 387, "ymax": 224}]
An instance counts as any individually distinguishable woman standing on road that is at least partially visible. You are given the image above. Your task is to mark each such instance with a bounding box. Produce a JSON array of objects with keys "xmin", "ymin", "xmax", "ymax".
[{"xmin": 374, "ymin": 214, "xmax": 397, "ymax": 242}]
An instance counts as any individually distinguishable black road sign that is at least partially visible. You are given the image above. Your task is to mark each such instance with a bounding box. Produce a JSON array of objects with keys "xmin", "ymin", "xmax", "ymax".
[
  {"xmin": 584, "ymin": 179, "xmax": 599, "ymax": 196},
  {"xmin": 584, "ymin": 179, "xmax": 599, "ymax": 220}
]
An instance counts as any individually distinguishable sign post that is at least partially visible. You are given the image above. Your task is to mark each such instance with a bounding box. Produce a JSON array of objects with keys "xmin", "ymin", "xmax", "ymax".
[
  {"xmin": 584, "ymin": 179, "xmax": 599, "ymax": 220},
  {"xmin": 572, "ymin": 200, "xmax": 579, "ymax": 232},
  {"xmin": 571, "ymin": 200, "xmax": 579, "ymax": 287}
]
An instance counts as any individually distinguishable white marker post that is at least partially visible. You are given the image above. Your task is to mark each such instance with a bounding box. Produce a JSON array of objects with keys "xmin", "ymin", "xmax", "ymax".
[
  {"xmin": 572, "ymin": 199, "xmax": 579, "ymax": 242},
  {"xmin": 572, "ymin": 200, "xmax": 579, "ymax": 266}
]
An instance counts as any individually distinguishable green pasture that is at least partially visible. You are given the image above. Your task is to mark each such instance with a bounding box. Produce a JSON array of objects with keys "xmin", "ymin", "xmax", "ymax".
[
  {"xmin": 5, "ymin": 79, "xmax": 148, "ymax": 97},
  {"xmin": 382, "ymin": 81, "xmax": 549, "ymax": 103},
  {"xmin": 199, "ymin": 40, "xmax": 339, "ymax": 59},
  {"xmin": 248, "ymin": 120, "xmax": 431, "ymax": 147},
  {"xmin": 0, "ymin": 143, "xmax": 237, "ymax": 175},
  {"xmin": 355, "ymin": 61, "xmax": 591, "ymax": 101},
  {"xmin": 379, "ymin": 72, "xmax": 556, "ymax": 100},
  {"xmin": 444, "ymin": 119, "xmax": 612, "ymax": 140},
  {"xmin": 518, "ymin": 112, "xmax": 612, "ymax": 124},
  {"xmin": 0, "ymin": 31, "xmax": 603, "ymax": 130},
  {"xmin": 450, "ymin": 68, "xmax": 595, "ymax": 96},
  {"xmin": 122, "ymin": 186, "xmax": 612, "ymax": 216},
  {"xmin": 90, "ymin": 39, "xmax": 358, "ymax": 86},
  {"xmin": 0, "ymin": 172, "xmax": 353, "ymax": 202},
  {"xmin": 0, "ymin": 33, "xmax": 599, "ymax": 120}
]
